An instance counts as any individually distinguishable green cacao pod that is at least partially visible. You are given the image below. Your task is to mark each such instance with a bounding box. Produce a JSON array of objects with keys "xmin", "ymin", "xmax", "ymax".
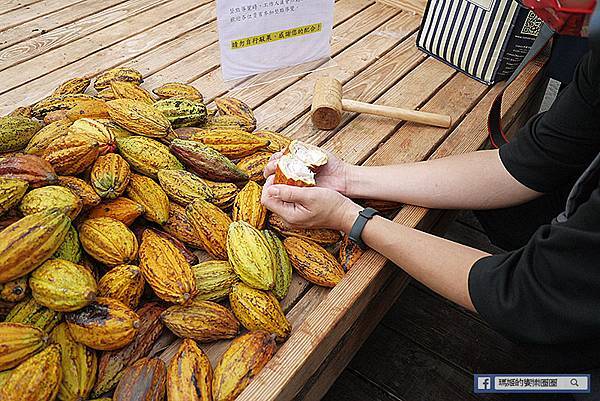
[
  {"xmin": 5, "ymin": 297, "xmax": 62, "ymax": 332},
  {"xmin": 192, "ymin": 260, "xmax": 240, "ymax": 302},
  {"xmin": 262, "ymin": 230, "xmax": 292, "ymax": 300},
  {"xmin": 227, "ymin": 221, "xmax": 276, "ymax": 290},
  {"xmin": 154, "ymin": 98, "xmax": 207, "ymax": 128},
  {"xmin": 0, "ymin": 115, "xmax": 42, "ymax": 152}
]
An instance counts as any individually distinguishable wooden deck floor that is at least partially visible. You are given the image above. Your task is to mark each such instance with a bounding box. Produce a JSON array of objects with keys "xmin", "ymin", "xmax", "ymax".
[
  {"xmin": 324, "ymin": 212, "xmax": 600, "ymax": 401},
  {"xmin": 1, "ymin": 1, "xmax": 551, "ymax": 399}
]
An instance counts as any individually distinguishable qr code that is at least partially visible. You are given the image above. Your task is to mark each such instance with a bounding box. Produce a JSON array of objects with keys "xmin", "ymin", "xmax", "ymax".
[{"xmin": 521, "ymin": 10, "xmax": 542, "ymax": 36}]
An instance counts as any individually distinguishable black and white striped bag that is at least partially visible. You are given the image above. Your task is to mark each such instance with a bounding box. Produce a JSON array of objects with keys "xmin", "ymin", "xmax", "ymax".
[{"xmin": 417, "ymin": 0, "xmax": 543, "ymax": 84}]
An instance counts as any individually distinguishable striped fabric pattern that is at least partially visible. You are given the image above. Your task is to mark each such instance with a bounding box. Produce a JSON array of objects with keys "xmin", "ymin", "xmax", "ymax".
[{"xmin": 417, "ymin": 0, "xmax": 520, "ymax": 84}]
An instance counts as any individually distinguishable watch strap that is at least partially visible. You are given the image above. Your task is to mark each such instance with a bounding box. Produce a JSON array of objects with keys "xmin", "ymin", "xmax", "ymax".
[{"xmin": 349, "ymin": 207, "xmax": 379, "ymax": 250}]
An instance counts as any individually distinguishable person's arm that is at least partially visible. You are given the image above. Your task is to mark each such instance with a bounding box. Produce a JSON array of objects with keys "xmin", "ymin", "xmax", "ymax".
[
  {"xmin": 261, "ymin": 179, "xmax": 489, "ymax": 311},
  {"xmin": 348, "ymin": 206, "xmax": 489, "ymax": 311},
  {"xmin": 345, "ymin": 149, "xmax": 542, "ymax": 209}
]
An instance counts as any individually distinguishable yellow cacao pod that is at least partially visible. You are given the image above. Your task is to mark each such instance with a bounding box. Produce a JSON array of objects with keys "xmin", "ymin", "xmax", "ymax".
[
  {"xmin": 96, "ymin": 88, "xmax": 117, "ymax": 101},
  {"xmin": 227, "ymin": 221, "xmax": 276, "ymax": 290},
  {"xmin": 339, "ymin": 234, "xmax": 364, "ymax": 272},
  {"xmin": 185, "ymin": 199, "xmax": 232, "ymax": 259},
  {"xmin": 32, "ymin": 94, "xmax": 94, "ymax": 119},
  {"xmin": 117, "ymin": 136, "xmax": 182, "ymax": 178},
  {"xmin": 107, "ymin": 99, "xmax": 171, "ymax": 138},
  {"xmin": 189, "ymin": 129, "xmax": 269, "ymax": 159},
  {"xmin": 66, "ymin": 297, "xmax": 140, "ymax": 351},
  {"xmin": 214, "ymin": 97, "xmax": 256, "ymax": 132},
  {"xmin": 192, "ymin": 260, "xmax": 239, "ymax": 302},
  {"xmin": 283, "ymin": 237, "xmax": 344, "ymax": 287},
  {"xmin": 87, "ymin": 197, "xmax": 145, "ymax": 226},
  {"xmin": 65, "ymin": 99, "xmax": 111, "ymax": 121},
  {"xmin": 53, "ymin": 77, "xmax": 91, "ymax": 97},
  {"xmin": 236, "ymin": 151, "xmax": 273, "ymax": 184},
  {"xmin": 0, "ymin": 210, "xmax": 70, "ymax": 283},
  {"xmin": 125, "ymin": 173, "xmax": 170, "ymax": 224},
  {"xmin": 19, "ymin": 185, "xmax": 83, "ymax": 220},
  {"xmin": 90, "ymin": 153, "xmax": 131, "ymax": 199},
  {"xmin": 268, "ymin": 213, "xmax": 342, "ymax": 245},
  {"xmin": 204, "ymin": 114, "xmax": 255, "ymax": 132},
  {"xmin": 25, "ymin": 120, "xmax": 71, "ymax": 155},
  {"xmin": 43, "ymin": 109, "xmax": 69, "ymax": 124},
  {"xmin": 49, "ymin": 323, "xmax": 97, "ymax": 401},
  {"xmin": 100, "ymin": 119, "xmax": 132, "ymax": 138},
  {"xmin": 0, "ymin": 322, "xmax": 47, "ymax": 371},
  {"xmin": 262, "ymin": 230, "xmax": 292, "ymax": 300},
  {"xmin": 79, "ymin": 217, "xmax": 138, "ymax": 267},
  {"xmin": 212, "ymin": 331, "xmax": 276, "ymax": 401},
  {"xmin": 139, "ymin": 229, "xmax": 197, "ymax": 304},
  {"xmin": 157, "ymin": 169, "xmax": 213, "ymax": 205},
  {"xmin": 5, "ymin": 297, "xmax": 62, "ymax": 333},
  {"xmin": 30, "ymin": 259, "xmax": 97, "ymax": 312},
  {"xmin": 94, "ymin": 67, "xmax": 143, "ymax": 91},
  {"xmin": 42, "ymin": 132, "xmax": 100, "ymax": 175},
  {"xmin": 92, "ymin": 302, "xmax": 166, "ymax": 397},
  {"xmin": 0, "ymin": 276, "xmax": 28, "ymax": 302},
  {"xmin": 229, "ymin": 282, "xmax": 291, "ymax": 341},
  {"xmin": 8, "ymin": 105, "xmax": 32, "ymax": 118},
  {"xmin": 57, "ymin": 176, "xmax": 102, "ymax": 210},
  {"xmin": 153, "ymin": 82, "xmax": 203, "ymax": 102},
  {"xmin": 163, "ymin": 202, "xmax": 205, "ymax": 249},
  {"xmin": 97, "ymin": 264, "xmax": 145, "ymax": 309},
  {"xmin": 113, "ymin": 357, "xmax": 166, "ymax": 401},
  {"xmin": 0, "ymin": 369, "xmax": 12, "ymax": 387},
  {"xmin": 160, "ymin": 300, "xmax": 239, "ymax": 342},
  {"xmin": 0, "ymin": 115, "xmax": 43, "ymax": 153},
  {"xmin": 253, "ymin": 130, "xmax": 291, "ymax": 152},
  {"xmin": 0, "ymin": 344, "xmax": 62, "ymax": 401},
  {"xmin": 167, "ymin": 339, "xmax": 213, "ymax": 401},
  {"xmin": 232, "ymin": 181, "xmax": 267, "ymax": 229},
  {"xmin": 110, "ymin": 81, "xmax": 155, "ymax": 104},
  {"xmin": 0, "ymin": 177, "xmax": 28, "ymax": 217},
  {"xmin": 204, "ymin": 180, "xmax": 239, "ymax": 209},
  {"xmin": 69, "ymin": 118, "xmax": 116, "ymax": 155}
]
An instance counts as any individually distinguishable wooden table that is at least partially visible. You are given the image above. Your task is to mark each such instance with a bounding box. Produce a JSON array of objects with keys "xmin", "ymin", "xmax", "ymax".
[{"xmin": 0, "ymin": 1, "xmax": 547, "ymax": 399}]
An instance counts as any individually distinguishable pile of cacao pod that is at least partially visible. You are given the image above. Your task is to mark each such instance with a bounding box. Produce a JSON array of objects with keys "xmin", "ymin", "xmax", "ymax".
[{"xmin": 0, "ymin": 67, "xmax": 363, "ymax": 401}]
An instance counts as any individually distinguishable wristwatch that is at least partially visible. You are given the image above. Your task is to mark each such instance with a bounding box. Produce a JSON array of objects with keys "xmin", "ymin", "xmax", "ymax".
[{"xmin": 348, "ymin": 207, "xmax": 379, "ymax": 250}]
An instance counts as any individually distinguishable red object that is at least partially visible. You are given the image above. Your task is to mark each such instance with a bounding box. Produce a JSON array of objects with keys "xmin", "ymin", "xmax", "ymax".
[{"xmin": 521, "ymin": 0, "xmax": 596, "ymax": 36}]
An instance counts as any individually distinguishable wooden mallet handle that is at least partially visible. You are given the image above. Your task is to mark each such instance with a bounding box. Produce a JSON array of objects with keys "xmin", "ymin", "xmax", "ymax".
[{"xmin": 311, "ymin": 77, "xmax": 452, "ymax": 130}]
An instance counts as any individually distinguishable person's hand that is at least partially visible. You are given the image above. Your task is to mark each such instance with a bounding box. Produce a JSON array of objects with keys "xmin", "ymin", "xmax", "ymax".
[
  {"xmin": 261, "ymin": 175, "xmax": 363, "ymax": 233},
  {"xmin": 263, "ymin": 150, "xmax": 352, "ymax": 194}
]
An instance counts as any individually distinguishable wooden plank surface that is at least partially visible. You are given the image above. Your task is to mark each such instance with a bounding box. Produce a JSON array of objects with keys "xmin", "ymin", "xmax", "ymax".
[
  {"xmin": 0, "ymin": 0, "xmax": 128, "ymax": 52},
  {"xmin": 383, "ymin": 284, "xmax": 600, "ymax": 375},
  {"xmin": 0, "ymin": 0, "xmax": 44, "ymax": 16},
  {"xmin": 0, "ymin": 0, "xmax": 169, "ymax": 68},
  {"xmin": 0, "ymin": 0, "xmax": 86, "ymax": 32},
  {"xmin": 0, "ymin": 0, "xmax": 213, "ymax": 96}
]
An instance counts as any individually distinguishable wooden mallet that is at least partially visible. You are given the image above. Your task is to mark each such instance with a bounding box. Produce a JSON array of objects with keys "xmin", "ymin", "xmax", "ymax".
[{"xmin": 310, "ymin": 77, "xmax": 452, "ymax": 130}]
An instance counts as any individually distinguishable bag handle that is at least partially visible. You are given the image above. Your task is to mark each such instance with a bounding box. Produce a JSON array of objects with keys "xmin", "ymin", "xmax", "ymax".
[{"xmin": 488, "ymin": 23, "xmax": 554, "ymax": 148}]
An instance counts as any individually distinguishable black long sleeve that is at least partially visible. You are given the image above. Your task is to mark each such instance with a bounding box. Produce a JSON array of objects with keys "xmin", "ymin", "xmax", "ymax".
[{"xmin": 468, "ymin": 50, "xmax": 600, "ymax": 344}]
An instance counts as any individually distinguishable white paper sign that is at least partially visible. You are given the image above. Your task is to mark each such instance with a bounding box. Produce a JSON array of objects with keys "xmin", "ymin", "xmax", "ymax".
[{"xmin": 216, "ymin": 0, "xmax": 334, "ymax": 81}]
